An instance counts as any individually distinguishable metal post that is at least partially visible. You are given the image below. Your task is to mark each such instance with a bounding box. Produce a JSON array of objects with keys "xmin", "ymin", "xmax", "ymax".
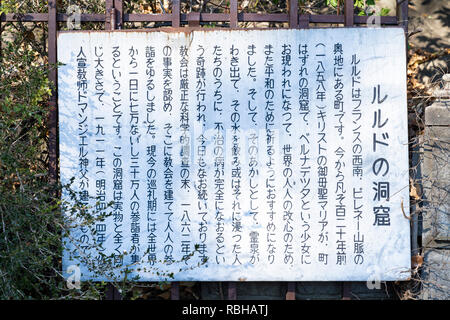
[
  {"xmin": 105, "ymin": 284, "xmax": 122, "ymax": 300},
  {"xmin": 288, "ymin": 0, "xmax": 298, "ymax": 28},
  {"xmin": 169, "ymin": 0, "xmax": 181, "ymax": 300},
  {"xmin": 396, "ymin": 0, "xmax": 408, "ymax": 63},
  {"xmin": 171, "ymin": 282, "xmax": 180, "ymax": 300},
  {"xmin": 172, "ymin": 0, "xmax": 180, "ymax": 28},
  {"xmin": 344, "ymin": 0, "xmax": 354, "ymax": 27},
  {"xmin": 228, "ymin": 1, "xmax": 238, "ymax": 297},
  {"xmin": 114, "ymin": 0, "xmax": 123, "ymax": 29},
  {"xmin": 342, "ymin": 282, "xmax": 352, "ymax": 300},
  {"xmin": 105, "ymin": 0, "xmax": 113, "ymax": 30},
  {"xmin": 230, "ymin": 0, "xmax": 238, "ymax": 28},
  {"xmin": 104, "ymin": 0, "xmax": 123, "ymax": 300},
  {"xmin": 287, "ymin": 0, "xmax": 298, "ymax": 299},
  {"xmin": 286, "ymin": 282, "xmax": 296, "ymax": 300},
  {"xmin": 48, "ymin": 0, "xmax": 58, "ymax": 185},
  {"xmin": 0, "ymin": 0, "xmax": 3, "ymax": 60},
  {"xmin": 396, "ymin": 0, "xmax": 408, "ymax": 34},
  {"xmin": 228, "ymin": 282, "xmax": 237, "ymax": 300}
]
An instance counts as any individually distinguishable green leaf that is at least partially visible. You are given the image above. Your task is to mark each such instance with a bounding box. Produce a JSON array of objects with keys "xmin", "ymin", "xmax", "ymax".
[
  {"xmin": 327, "ymin": 0, "xmax": 338, "ymax": 8},
  {"xmin": 380, "ymin": 8, "xmax": 390, "ymax": 16},
  {"xmin": 354, "ymin": 0, "xmax": 364, "ymax": 8}
]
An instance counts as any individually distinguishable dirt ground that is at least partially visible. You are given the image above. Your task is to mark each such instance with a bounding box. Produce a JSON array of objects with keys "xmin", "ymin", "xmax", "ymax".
[{"xmin": 408, "ymin": 0, "xmax": 449, "ymax": 86}]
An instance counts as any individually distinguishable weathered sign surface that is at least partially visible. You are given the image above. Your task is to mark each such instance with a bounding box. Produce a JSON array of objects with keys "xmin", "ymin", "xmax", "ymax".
[{"xmin": 59, "ymin": 28, "xmax": 410, "ymax": 281}]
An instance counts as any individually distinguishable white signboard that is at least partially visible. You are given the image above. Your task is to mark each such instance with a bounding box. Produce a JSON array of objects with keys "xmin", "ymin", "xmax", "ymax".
[{"xmin": 59, "ymin": 28, "xmax": 410, "ymax": 281}]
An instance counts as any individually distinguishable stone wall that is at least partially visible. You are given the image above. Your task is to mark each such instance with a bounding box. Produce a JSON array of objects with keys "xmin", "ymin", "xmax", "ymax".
[{"xmin": 420, "ymin": 96, "xmax": 450, "ymax": 299}]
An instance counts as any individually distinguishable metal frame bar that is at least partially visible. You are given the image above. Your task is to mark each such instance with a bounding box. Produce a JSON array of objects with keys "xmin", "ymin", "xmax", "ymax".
[
  {"xmin": 1, "ymin": 13, "xmax": 399, "ymax": 25},
  {"xmin": 0, "ymin": 0, "xmax": 3, "ymax": 59},
  {"xmin": 47, "ymin": 0, "xmax": 58, "ymax": 185},
  {"xmin": 0, "ymin": 0, "xmax": 410, "ymax": 301}
]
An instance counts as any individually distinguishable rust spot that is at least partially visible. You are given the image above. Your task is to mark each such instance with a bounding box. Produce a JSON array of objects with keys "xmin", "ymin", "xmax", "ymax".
[{"xmin": 411, "ymin": 254, "xmax": 423, "ymax": 268}]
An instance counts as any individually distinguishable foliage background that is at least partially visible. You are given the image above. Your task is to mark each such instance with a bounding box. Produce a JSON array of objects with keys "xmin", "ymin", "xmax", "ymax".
[{"xmin": 0, "ymin": 0, "xmax": 447, "ymax": 300}]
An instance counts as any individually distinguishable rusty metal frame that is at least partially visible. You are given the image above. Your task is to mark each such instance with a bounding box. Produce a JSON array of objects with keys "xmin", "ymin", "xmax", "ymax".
[{"xmin": 0, "ymin": 0, "xmax": 409, "ymax": 301}]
